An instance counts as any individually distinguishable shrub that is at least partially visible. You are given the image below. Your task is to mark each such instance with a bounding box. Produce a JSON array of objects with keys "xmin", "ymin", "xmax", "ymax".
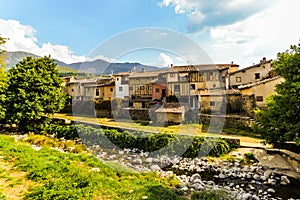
[
  {"xmin": 75, "ymin": 125, "xmax": 234, "ymax": 158},
  {"xmin": 41, "ymin": 123, "xmax": 79, "ymax": 140},
  {"xmin": 244, "ymin": 152, "xmax": 258, "ymax": 164}
]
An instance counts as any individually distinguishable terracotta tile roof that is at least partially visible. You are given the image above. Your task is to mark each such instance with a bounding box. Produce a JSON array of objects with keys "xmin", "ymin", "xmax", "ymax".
[
  {"xmin": 229, "ymin": 59, "xmax": 272, "ymax": 75},
  {"xmin": 201, "ymin": 89, "xmax": 241, "ymax": 96},
  {"xmin": 238, "ymin": 76, "xmax": 282, "ymax": 89},
  {"xmin": 129, "ymin": 70, "xmax": 168, "ymax": 78},
  {"xmin": 169, "ymin": 64, "xmax": 236, "ymax": 72}
]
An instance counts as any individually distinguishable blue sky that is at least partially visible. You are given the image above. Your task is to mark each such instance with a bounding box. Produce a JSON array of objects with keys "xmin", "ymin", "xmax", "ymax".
[{"xmin": 1, "ymin": 0, "xmax": 300, "ymax": 68}]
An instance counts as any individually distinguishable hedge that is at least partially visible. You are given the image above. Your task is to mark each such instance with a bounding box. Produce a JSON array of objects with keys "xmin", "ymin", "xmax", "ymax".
[{"xmin": 43, "ymin": 123, "xmax": 236, "ymax": 158}]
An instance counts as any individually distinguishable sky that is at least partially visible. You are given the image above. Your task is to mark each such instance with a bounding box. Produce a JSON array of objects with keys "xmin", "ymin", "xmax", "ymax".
[{"xmin": 1, "ymin": 0, "xmax": 300, "ymax": 68}]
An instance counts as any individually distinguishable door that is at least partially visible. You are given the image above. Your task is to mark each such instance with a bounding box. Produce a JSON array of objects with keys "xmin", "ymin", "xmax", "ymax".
[{"xmin": 162, "ymin": 89, "xmax": 166, "ymax": 98}]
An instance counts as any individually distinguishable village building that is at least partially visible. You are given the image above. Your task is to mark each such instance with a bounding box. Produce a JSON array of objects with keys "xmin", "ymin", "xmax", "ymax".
[
  {"xmin": 238, "ymin": 76, "xmax": 284, "ymax": 116},
  {"xmin": 61, "ymin": 57, "xmax": 283, "ymax": 123},
  {"xmin": 229, "ymin": 57, "xmax": 273, "ymax": 88},
  {"xmin": 114, "ymin": 72, "xmax": 130, "ymax": 100},
  {"xmin": 165, "ymin": 63, "xmax": 239, "ymax": 110},
  {"xmin": 62, "ymin": 76, "xmax": 113, "ymax": 101},
  {"xmin": 128, "ymin": 69, "xmax": 168, "ymax": 108},
  {"xmin": 199, "ymin": 89, "xmax": 242, "ymax": 114},
  {"xmin": 151, "ymin": 72, "xmax": 168, "ymax": 101}
]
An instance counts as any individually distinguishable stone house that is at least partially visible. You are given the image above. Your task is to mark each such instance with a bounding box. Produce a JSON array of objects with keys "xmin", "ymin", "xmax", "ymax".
[
  {"xmin": 155, "ymin": 106, "xmax": 185, "ymax": 125},
  {"xmin": 200, "ymin": 89, "xmax": 242, "ymax": 114},
  {"xmin": 238, "ymin": 76, "xmax": 284, "ymax": 115},
  {"xmin": 229, "ymin": 57, "xmax": 273, "ymax": 88}
]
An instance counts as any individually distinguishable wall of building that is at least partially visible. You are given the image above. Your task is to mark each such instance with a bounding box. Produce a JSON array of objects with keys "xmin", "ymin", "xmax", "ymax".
[
  {"xmin": 226, "ymin": 95, "xmax": 242, "ymax": 113},
  {"xmin": 167, "ymin": 82, "xmax": 190, "ymax": 96},
  {"xmin": 200, "ymin": 95, "xmax": 226, "ymax": 113},
  {"xmin": 152, "ymin": 83, "xmax": 168, "ymax": 100},
  {"xmin": 103, "ymin": 85, "xmax": 115, "ymax": 100},
  {"xmin": 115, "ymin": 75, "xmax": 129, "ymax": 99},
  {"xmin": 229, "ymin": 62, "xmax": 272, "ymax": 87},
  {"xmin": 240, "ymin": 77, "xmax": 284, "ymax": 108},
  {"xmin": 129, "ymin": 77, "xmax": 155, "ymax": 97},
  {"xmin": 155, "ymin": 112, "xmax": 184, "ymax": 125},
  {"xmin": 242, "ymin": 95, "xmax": 256, "ymax": 117}
]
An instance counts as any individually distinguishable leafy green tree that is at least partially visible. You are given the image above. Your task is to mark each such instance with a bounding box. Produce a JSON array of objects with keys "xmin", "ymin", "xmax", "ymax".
[
  {"xmin": 0, "ymin": 35, "xmax": 8, "ymax": 120},
  {"xmin": 255, "ymin": 42, "xmax": 300, "ymax": 145},
  {"xmin": 6, "ymin": 56, "xmax": 66, "ymax": 131}
]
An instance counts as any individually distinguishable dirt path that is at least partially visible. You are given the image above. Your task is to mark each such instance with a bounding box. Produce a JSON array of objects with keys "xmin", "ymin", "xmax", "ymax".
[{"xmin": 0, "ymin": 157, "xmax": 35, "ymax": 200}]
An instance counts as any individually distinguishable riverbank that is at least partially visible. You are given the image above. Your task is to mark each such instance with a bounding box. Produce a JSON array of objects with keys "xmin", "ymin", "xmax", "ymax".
[
  {"xmin": 0, "ymin": 135, "xmax": 183, "ymax": 200},
  {"xmin": 9, "ymin": 132, "xmax": 300, "ymax": 200}
]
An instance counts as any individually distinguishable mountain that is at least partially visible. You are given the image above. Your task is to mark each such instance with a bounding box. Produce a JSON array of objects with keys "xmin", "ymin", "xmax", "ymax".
[
  {"xmin": 2, "ymin": 51, "xmax": 165, "ymax": 75},
  {"xmin": 2, "ymin": 51, "xmax": 40, "ymax": 69}
]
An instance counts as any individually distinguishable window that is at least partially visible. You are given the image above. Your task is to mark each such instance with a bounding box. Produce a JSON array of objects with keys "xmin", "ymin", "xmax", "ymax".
[
  {"xmin": 170, "ymin": 73, "xmax": 175, "ymax": 77},
  {"xmin": 110, "ymin": 88, "xmax": 113, "ymax": 92},
  {"xmin": 155, "ymin": 88, "xmax": 160, "ymax": 93},
  {"xmin": 117, "ymin": 78, "xmax": 119, "ymax": 81},
  {"xmin": 256, "ymin": 96, "xmax": 263, "ymax": 102},
  {"xmin": 208, "ymin": 71, "xmax": 214, "ymax": 81},
  {"xmin": 174, "ymin": 85, "xmax": 180, "ymax": 92},
  {"xmin": 236, "ymin": 77, "xmax": 242, "ymax": 82},
  {"xmin": 140, "ymin": 86, "xmax": 144, "ymax": 90},
  {"xmin": 190, "ymin": 84, "xmax": 195, "ymax": 90},
  {"xmin": 71, "ymin": 89, "xmax": 74, "ymax": 92},
  {"xmin": 119, "ymin": 87, "xmax": 123, "ymax": 91},
  {"xmin": 255, "ymin": 73, "xmax": 260, "ymax": 79},
  {"xmin": 129, "ymin": 86, "xmax": 133, "ymax": 91},
  {"xmin": 148, "ymin": 85, "xmax": 152, "ymax": 90},
  {"xmin": 96, "ymin": 89, "xmax": 100, "ymax": 96},
  {"xmin": 210, "ymin": 101, "xmax": 216, "ymax": 106},
  {"xmin": 199, "ymin": 72, "xmax": 204, "ymax": 82}
]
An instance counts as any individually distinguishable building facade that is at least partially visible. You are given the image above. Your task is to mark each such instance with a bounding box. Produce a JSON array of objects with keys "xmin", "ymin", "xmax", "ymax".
[{"xmin": 229, "ymin": 57, "xmax": 272, "ymax": 88}]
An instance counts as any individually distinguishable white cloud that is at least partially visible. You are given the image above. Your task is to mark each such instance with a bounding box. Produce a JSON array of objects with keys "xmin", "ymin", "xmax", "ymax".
[
  {"xmin": 204, "ymin": 0, "xmax": 300, "ymax": 67},
  {"xmin": 0, "ymin": 18, "xmax": 113, "ymax": 64},
  {"xmin": 159, "ymin": 0, "xmax": 278, "ymax": 32},
  {"xmin": 159, "ymin": 0, "xmax": 199, "ymax": 14},
  {"xmin": 157, "ymin": 53, "xmax": 173, "ymax": 67},
  {"xmin": 175, "ymin": 56, "xmax": 185, "ymax": 62},
  {"xmin": 187, "ymin": 9, "xmax": 205, "ymax": 26}
]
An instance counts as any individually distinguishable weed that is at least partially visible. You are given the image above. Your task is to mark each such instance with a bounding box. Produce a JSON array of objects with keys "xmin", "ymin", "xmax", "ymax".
[{"xmin": 244, "ymin": 152, "xmax": 258, "ymax": 164}]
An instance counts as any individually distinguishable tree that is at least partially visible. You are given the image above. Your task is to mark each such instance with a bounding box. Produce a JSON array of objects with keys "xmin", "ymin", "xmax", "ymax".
[
  {"xmin": 255, "ymin": 42, "xmax": 300, "ymax": 145},
  {"xmin": 6, "ymin": 56, "xmax": 66, "ymax": 131},
  {"xmin": 0, "ymin": 35, "xmax": 8, "ymax": 120}
]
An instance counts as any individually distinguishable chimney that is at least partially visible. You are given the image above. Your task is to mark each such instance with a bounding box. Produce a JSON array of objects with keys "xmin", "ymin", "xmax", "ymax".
[
  {"xmin": 142, "ymin": 68, "xmax": 145, "ymax": 73},
  {"xmin": 170, "ymin": 64, "xmax": 173, "ymax": 68},
  {"xmin": 260, "ymin": 57, "xmax": 267, "ymax": 64}
]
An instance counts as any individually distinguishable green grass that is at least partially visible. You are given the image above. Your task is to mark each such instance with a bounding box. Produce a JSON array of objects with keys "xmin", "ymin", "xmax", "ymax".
[{"xmin": 0, "ymin": 135, "xmax": 184, "ymax": 200}]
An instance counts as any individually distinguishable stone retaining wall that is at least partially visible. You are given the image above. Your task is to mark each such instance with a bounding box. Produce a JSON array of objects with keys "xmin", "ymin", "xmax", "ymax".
[{"xmin": 199, "ymin": 114, "xmax": 255, "ymax": 128}]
